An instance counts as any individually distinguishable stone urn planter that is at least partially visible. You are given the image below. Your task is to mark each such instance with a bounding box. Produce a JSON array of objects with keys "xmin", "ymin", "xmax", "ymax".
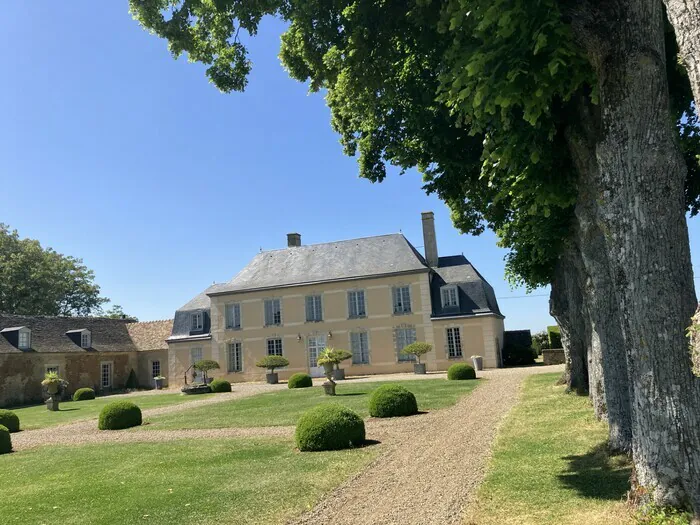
[
  {"xmin": 41, "ymin": 372, "xmax": 65, "ymax": 412},
  {"xmin": 332, "ymin": 368, "xmax": 346, "ymax": 381},
  {"xmin": 471, "ymin": 355, "xmax": 483, "ymax": 371},
  {"xmin": 266, "ymin": 373, "xmax": 279, "ymax": 385},
  {"xmin": 320, "ymin": 360, "xmax": 337, "ymax": 396},
  {"xmin": 153, "ymin": 377, "xmax": 165, "ymax": 390},
  {"xmin": 413, "ymin": 363, "xmax": 427, "ymax": 375}
]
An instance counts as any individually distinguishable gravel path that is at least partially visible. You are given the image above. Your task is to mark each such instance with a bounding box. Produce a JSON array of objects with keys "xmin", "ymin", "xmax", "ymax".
[{"xmin": 289, "ymin": 364, "xmax": 563, "ymax": 525}]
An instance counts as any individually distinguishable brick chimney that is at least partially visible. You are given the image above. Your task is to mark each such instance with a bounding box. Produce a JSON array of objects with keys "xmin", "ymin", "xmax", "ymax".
[
  {"xmin": 421, "ymin": 211, "xmax": 438, "ymax": 267},
  {"xmin": 287, "ymin": 233, "xmax": 301, "ymax": 247}
]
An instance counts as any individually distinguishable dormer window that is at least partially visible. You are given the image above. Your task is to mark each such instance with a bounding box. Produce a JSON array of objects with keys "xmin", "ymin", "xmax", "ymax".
[
  {"xmin": 441, "ymin": 285, "xmax": 459, "ymax": 308},
  {"xmin": 66, "ymin": 328, "xmax": 92, "ymax": 348},
  {"xmin": 81, "ymin": 331, "xmax": 91, "ymax": 348},
  {"xmin": 191, "ymin": 312, "xmax": 203, "ymax": 331},
  {"xmin": 18, "ymin": 329, "xmax": 31, "ymax": 349}
]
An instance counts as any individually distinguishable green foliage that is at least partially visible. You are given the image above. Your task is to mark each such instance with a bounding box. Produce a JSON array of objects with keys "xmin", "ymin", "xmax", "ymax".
[
  {"xmin": 332, "ymin": 349, "xmax": 353, "ymax": 367},
  {"xmin": 0, "ymin": 425, "xmax": 11, "ymax": 454},
  {"xmin": 98, "ymin": 401, "xmax": 142, "ymax": 430},
  {"xmin": 209, "ymin": 379, "xmax": 232, "ymax": 393},
  {"xmin": 635, "ymin": 503, "xmax": 692, "ymax": 525},
  {"xmin": 255, "ymin": 355, "xmax": 289, "ymax": 373},
  {"xmin": 102, "ymin": 304, "xmax": 137, "ymax": 321},
  {"xmin": 368, "ymin": 384, "xmax": 418, "ymax": 418},
  {"xmin": 548, "ymin": 325, "xmax": 562, "ymax": 349},
  {"xmin": 125, "ymin": 369, "xmax": 139, "ymax": 390},
  {"xmin": 0, "ymin": 223, "xmax": 108, "ymax": 316},
  {"xmin": 447, "ymin": 363, "xmax": 477, "ymax": 380},
  {"xmin": 401, "ymin": 342, "xmax": 432, "ymax": 364},
  {"xmin": 295, "ymin": 404, "xmax": 365, "ymax": 452},
  {"xmin": 194, "ymin": 360, "xmax": 221, "ymax": 382},
  {"xmin": 72, "ymin": 388, "xmax": 96, "ymax": 402},
  {"xmin": 0, "ymin": 409, "xmax": 20, "ymax": 433},
  {"xmin": 288, "ymin": 373, "xmax": 313, "ymax": 389},
  {"xmin": 531, "ymin": 331, "xmax": 550, "ymax": 355},
  {"xmin": 503, "ymin": 342, "xmax": 537, "ymax": 366}
]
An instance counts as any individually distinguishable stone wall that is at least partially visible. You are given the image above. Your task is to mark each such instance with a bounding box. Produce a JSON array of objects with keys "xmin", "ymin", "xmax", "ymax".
[{"xmin": 542, "ymin": 348, "xmax": 566, "ymax": 365}]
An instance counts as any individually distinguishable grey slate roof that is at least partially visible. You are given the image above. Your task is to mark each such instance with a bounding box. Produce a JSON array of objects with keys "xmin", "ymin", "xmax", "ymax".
[
  {"xmin": 0, "ymin": 314, "xmax": 138, "ymax": 354},
  {"xmin": 429, "ymin": 256, "xmax": 503, "ymax": 318},
  {"xmin": 169, "ymin": 287, "xmax": 215, "ymax": 341}
]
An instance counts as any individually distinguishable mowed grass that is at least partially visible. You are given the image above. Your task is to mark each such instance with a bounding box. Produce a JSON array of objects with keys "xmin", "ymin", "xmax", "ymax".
[
  {"xmin": 144, "ymin": 378, "xmax": 481, "ymax": 429},
  {"xmin": 465, "ymin": 373, "xmax": 632, "ymax": 525},
  {"xmin": 9, "ymin": 393, "xmax": 215, "ymax": 430},
  {"xmin": 0, "ymin": 437, "xmax": 376, "ymax": 525}
]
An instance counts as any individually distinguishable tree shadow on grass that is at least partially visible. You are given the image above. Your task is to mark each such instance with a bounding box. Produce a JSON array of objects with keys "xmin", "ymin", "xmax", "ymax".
[
  {"xmin": 558, "ymin": 443, "xmax": 632, "ymax": 500},
  {"xmin": 334, "ymin": 392, "xmax": 366, "ymax": 397}
]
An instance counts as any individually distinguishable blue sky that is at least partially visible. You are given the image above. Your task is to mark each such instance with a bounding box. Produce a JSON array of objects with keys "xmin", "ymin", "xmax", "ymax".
[{"xmin": 2, "ymin": 3, "xmax": 698, "ymax": 332}]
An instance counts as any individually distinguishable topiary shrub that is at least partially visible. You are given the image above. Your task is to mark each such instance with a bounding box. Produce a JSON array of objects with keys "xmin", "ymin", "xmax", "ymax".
[
  {"xmin": 98, "ymin": 401, "xmax": 142, "ymax": 430},
  {"xmin": 288, "ymin": 373, "xmax": 313, "ymax": 389},
  {"xmin": 73, "ymin": 387, "xmax": 96, "ymax": 401},
  {"xmin": 0, "ymin": 425, "xmax": 11, "ymax": 454},
  {"xmin": 447, "ymin": 363, "xmax": 477, "ymax": 380},
  {"xmin": 0, "ymin": 410, "xmax": 19, "ymax": 433},
  {"xmin": 125, "ymin": 369, "xmax": 139, "ymax": 389},
  {"xmin": 547, "ymin": 325, "xmax": 562, "ymax": 349},
  {"xmin": 295, "ymin": 404, "xmax": 365, "ymax": 452},
  {"xmin": 209, "ymin": 379, "xmax": 232, "ymax": 393},
  {"xmin": 368, "ymin": 384, "xmax": 418, "ymax": 418}
]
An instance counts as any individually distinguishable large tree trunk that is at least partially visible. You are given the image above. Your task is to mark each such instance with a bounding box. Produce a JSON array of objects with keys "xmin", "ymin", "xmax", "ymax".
[
  {"xmin": 663, "ymin": 0, "xmax": 700, "ymax": 102},
  {"xmin": 572, "ymin": 0, "xmax": 700, "ymax": 511}
]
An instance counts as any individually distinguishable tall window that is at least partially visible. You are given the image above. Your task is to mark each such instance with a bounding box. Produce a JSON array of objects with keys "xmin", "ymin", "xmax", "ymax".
[
  {"xmin": 225, "ymin": 303, "xmax": 241, "ymax": 330},
  {"xmin": 350, "ymin": 331, "xmax": 370, "ymax": 364},
  {"xmin": 190, "ymin": 347, "xmax": 203, "ymax": 365},
  {"xmin": 267, "ymin": 338, "xmax": 283, "ymax": 356},
  {"xmin": 227, "ymin": 342, "xmax": 243, "ymax": 373},
  {"xmin": 441, "ymin": 285, "xmax": 459, "ymax": 308},
  {"xmin": 151, "ymin": 360, "xmax": 161, "ymax": 378},
  {"xmin": 18, "ymin": 330, "xmax": 31, "ymax": 349},
  {"xmin": 395, "ymin": 326, "xmax": 417, "ymax": 362},
  {"xmin": 305, "ymin": 295, "xmax": 323, "ymax": 322},
  {"xmin": 101, "ymin": 362, "xmax": 113, "ymax": 388},
  {"xmin": 81, "ymin": 332, "xmax": 91, "ymax": 348},
  {"xmin": 446, "ymin": 327, "xmax": 463, "ymax": 358},
  {"xmin": 347, "ymin": 290, "xmax": 366, "ymax": 319},
  {"xmin": 191, "ymin": 312, "xmax": 203, "ymax": 331},
  {"xmin": 392, "ymin": 286, "xmax": 412, "ymax": 314},
  {"xmin": 264, "ymin": 299, "xmax": 282, "ymax": 326}
]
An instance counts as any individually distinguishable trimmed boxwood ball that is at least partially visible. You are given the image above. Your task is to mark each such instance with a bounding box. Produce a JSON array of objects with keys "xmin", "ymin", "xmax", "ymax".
[
  {"xmin": 295, "ymin": 404, "xmax": 365, "ymax": 452},
  {"xmin": 368, "ymin": 384, "xmax": 418, "ymax": 418},
  {"xmin": 288, "ymin": 373, "xmax": 313, "ymax": 389},
  {"xmin": 209, "ymin": 379, "xmax": 232, "ymax": 393},
  {"xmin": 0, "ymin": 409, "xmax": 19, "ymax": 433},
  {"xmin": 0, "ymin": 425, "xmax": 11, "ymax": 454},
  {"xmin": 98, "ymin": 401, "xmax": 142, "ymax": 430},
  {"xmin": 73, "ymin": 387, "xmax": 96, "ymax": 401},
  {"xmin": 447, "ymin": 363, "xmax": 477, "ymax": 380}
]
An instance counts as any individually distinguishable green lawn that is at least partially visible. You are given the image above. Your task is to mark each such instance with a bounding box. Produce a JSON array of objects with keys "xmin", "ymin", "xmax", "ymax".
[
  {"xmin": 465, "ymin": 373, "xmax": 632, "ymax": 525},
  {"xmin": 144, "ymin": 378, "xmax": 481, "ymax": 430},
  {"xmin": 0, "ymin": 437, "xmax": 376, "ymax": 525},
  {"xmin": 10, "ymin": 393, "xmax": 215, "ymax": 430}
]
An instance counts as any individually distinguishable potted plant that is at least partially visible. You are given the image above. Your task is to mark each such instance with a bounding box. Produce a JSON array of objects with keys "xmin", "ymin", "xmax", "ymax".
[
  {"xmin": 331, "ymin": 348, "xmax": 353, "ymax": 380},
  {"xmin": 153, "ymin": 376, "xmax": 166, "ymax": 390},
  {"xmin": 41, "ymin": 372, "xmax": 67, "ymax": 411},
  {"xmin": 317, "ymin": 349, "xmax": 337, "ymax": 395},
  {"xmin": 401, "ymin": 342, "xmax": 432, "ymax": 374},
  {"xmin": 471, "ymin": 355, "xmax": 484, "ymax": 371},
  {"xmin": 194, "ymin": 360, "xmax": 220, "ymax": 384},
  {"xmin": 255, "ymin": 355, "xmax": 289, "ymax": 384}
]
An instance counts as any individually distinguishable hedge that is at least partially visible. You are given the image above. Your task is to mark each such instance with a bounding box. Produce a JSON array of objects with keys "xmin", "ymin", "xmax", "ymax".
[
  {"xmin": 0, "ymin": 409, "xmax": 20, "ymax": 433},
  {"xmin": 369, "ymin": 384, "xmax": 418, "ymax": 418},
  {"xmin": 98, "ymin": 401, "xmax": 142, "ymax": 430},
  {"xmin": 288, "ymin": 373, "xmax": 313, "ymax": 389},
  {"xmin": 73, "ymin": 388, "xmax": 96, "ymax": 401},
  {"xmin": 209, "ymin": 379, "xmax": 232, "ymax": 393},
  {"xmin": 503, "ymin": 329, "xmax": 537, "ymax": 366},
  {"xmin": 447, "ymin": 363, "xmax": 477, "ymax": 380},
  {"xmin": 547, "ymin": 325, "xmax": 562, "ymax": 349},
  {"xmin": 295, "ymin": 404, "xmax": 365, "ymax": 452},
  {"xmin": 0, "ymin": 425, "xmax": 11, "ymax": 454}
]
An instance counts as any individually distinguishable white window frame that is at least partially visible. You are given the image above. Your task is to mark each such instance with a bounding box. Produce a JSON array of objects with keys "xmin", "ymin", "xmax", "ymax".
[
  {"xmin": 350, "ymin": 331, "xmax": 370, "ymax": 365},
  {"xmin": 80, "ymin": 331, "xmax": 91, "ymax": 348},
  {"xmin": 441, "ymin": 285, "xmax": 459, "ymax": 308},
  {"xmin": 266, "ymin": 337, "xmax": 283, "ymax": 356},
  {"xmin": 191, "ymin": 312, "xmax": 203, "ymax": 331},
  {"xmin": 151, "ymin": 360, "xmax": 161, "ymax": 378},
  {"xmin": 227, "ymin": 341, "xmax": 243, "ymax": 373},
  {"xmin": 18, "ymin": 329, "xmax": 31, "ymax": 350},
  {"xmin": 347, "ymin": 290, "xmax": 367, "ymax": 319},
  {"xmin": 392, "ymin": 285, "xmax": 412, "ymax": 315},
  {"xmin": 305, "ymin": 294, "xmax": 323, "ymax": 323},
  {"xmin": 190, "ymin": 347, "xmax": 204, "ymax": 365},
  {"xmin": 45, "ymin": 364, "xmax": 60, "ymax": 375},
  {"xmin": 100, "ymin": 361, "xmax": 113, "ymax": 389},
  {"xmin": 307, "ymin": 334, "xmax": 327, "ymax": 368},
  {"xmin": 264, "ymin": 298, "xmax": 282, "ymax": 326},
  {"xmin": 395, "ymin": 326, "xmax": 417, "ymax": 362},
  {"xmin": 446, "ymin": 327, "xmax": 463, "ymax": 358},
  {"xmin": 225, "ymin": 303, "xmax": 242, "ymax": 330}
]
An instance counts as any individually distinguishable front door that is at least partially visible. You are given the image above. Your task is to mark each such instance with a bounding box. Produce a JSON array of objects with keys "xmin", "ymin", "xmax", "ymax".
[{"xmin": 307, "ymin": 335, "xmax": 326, "ymax": 378}]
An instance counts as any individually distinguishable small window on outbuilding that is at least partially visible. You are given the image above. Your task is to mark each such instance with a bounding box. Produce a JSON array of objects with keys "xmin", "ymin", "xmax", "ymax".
[
  {"xmin": 81, "ymin": 331, "xmax": 91, "ymax": 348},
  {"xmin": 18, "ymin": 329, "xmax": 31, "ymax": 350}
]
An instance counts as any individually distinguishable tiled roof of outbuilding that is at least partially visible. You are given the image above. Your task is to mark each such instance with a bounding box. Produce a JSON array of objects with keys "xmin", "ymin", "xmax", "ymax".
[{"xmin": 126, "ymin": 320, "xmax": 173, "ymax": 351}]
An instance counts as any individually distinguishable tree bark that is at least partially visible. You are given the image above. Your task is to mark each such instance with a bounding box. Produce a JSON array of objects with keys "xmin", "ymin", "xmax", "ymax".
[
  {"xmin": 663, "ymin": 0, "xmax": 700, "ymax": 103},
  {"xmin": 571, "ymin": 0, "xmax": 700, "ymax": 511}
]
